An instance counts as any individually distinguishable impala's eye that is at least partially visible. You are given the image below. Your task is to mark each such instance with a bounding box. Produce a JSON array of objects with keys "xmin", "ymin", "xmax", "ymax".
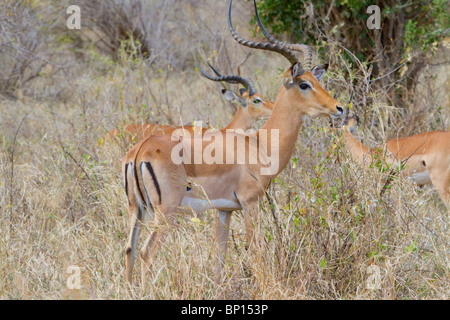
[
  {"xmin": 252, "ymin": 98, "xmax": 262, "ymax": 104},
  {"xmin": 299, "ymin": 83, "xmax": 310, "ymax": 90}
]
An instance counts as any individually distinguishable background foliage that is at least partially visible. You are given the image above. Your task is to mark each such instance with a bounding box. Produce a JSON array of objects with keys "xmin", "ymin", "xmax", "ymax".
[{"xmin": 255, "ymin": 0, "xmax": 449, "ymax": 105}]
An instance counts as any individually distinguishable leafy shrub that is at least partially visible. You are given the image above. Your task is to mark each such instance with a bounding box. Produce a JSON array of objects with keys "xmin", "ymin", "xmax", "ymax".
[{"xmin": 253, "ymin": 0, "xmax": 449, "ymax": 105}]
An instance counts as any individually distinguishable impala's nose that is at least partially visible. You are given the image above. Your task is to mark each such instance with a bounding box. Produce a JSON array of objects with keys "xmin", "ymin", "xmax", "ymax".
[{"xmin": 331, "ymin": 105, "xmax": 344, "ymax": 118}]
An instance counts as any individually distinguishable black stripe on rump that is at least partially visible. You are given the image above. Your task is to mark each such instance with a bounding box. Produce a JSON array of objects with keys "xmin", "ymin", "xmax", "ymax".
[
  {"xmin": 124, "ymin": 162, "xmax": 130, "ymax": 202},
  {"xmin": 144, "ymin": 161, "xmax": 162, "ymax": 205}
]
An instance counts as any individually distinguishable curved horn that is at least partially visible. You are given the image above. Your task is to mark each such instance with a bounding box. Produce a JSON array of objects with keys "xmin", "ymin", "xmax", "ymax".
[
  {"xmin": 284, "ymin": 44, "xmax": 313, "ymax": 70},
  {"xmin": 228, "ymin": 0, "xmax": 299, "ymax": 65},
  {"xmin": 207, "ymin": 62, "xmax": 224, "ymax": 77},
  {"xmin": 207, "ymin": 62, "xmax": 258, "ymax": 95},
  {"xmin": 253, "ymin": 0, "xmax": 313, "ymax": 70},
  {"xmin": 253, "ymin": 0, "xmax": 278, "ymax": 44},
  {"xmin": 197, "ymin": 63, "xmax": 257, "ymax": 96}
]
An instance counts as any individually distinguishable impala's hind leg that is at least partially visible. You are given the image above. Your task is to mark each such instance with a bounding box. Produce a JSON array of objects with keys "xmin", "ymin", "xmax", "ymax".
[
  {"xmin": 138, "ymin": 159, "xmax": 186, "ymax": 285},
  {"xmin": 124, "ymin": 160, "xmax": 144, "ymax": 285},
  {"xmin": 140, "ymin": 209, "xmax": 179, "ymax": 286},
  {"xmin": 125, "ymin": 205, "xmax": 141, "ymax": 284}
]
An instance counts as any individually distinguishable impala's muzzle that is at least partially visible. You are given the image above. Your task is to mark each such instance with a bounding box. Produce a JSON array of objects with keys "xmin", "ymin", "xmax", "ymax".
[{"xmin": 331, "ymin": 105, "xmax": 344, "ymax": 119}]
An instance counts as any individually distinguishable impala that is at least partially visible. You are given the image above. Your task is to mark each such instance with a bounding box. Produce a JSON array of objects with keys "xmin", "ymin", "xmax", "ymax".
[
  {"xmin": 122, "ymin": 0, "xmax": 344, "ymax": 285},
  {"xmin": 122, "ymin": 62, "xmax": 274, "ymax": 284},
  {"xmin": 337, "ymin": 111, "xmax": 449, "ymax": 207},
  {"xmin": 104, "ymin": 64, "xmax": 273, "ymax": 147}
]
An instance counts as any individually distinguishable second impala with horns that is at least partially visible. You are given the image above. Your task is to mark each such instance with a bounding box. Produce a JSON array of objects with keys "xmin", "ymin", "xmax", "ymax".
[
  {"xmin": 123, "ymin": 0, "xmax": 344, "ymax": 285},
  {"xmin": 122, "ymin": 62, "xmax": 274, "ymax": 283},
  {"xmin": 104, "ymin": 63, "xmax": 273, "ymax": 147}
]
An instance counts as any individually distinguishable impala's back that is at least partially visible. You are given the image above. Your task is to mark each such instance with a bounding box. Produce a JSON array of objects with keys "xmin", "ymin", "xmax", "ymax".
[{"xmin": 386, "ymin": 131, "xmax": 450, "ymax": 176}]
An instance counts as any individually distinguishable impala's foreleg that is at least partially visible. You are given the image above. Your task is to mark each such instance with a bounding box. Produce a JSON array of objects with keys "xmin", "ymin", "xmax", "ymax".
[
  {"xmin": 243, "ymin": 204, "xmax": 261, "ymax": 250},
  {"xmin": 240, "ymin": 199, "xmax": 265, "ymax": 284},
  {"xmin": 237, "ymin": 181, "xmax": 264, "ymax": 251},
  {"xmin": 428, "ymin": 165, "xmax": 450, "ymax": 209},
  {"xmin": 214, "ymin": 210, "xmax": 232, "ymax": 283}
]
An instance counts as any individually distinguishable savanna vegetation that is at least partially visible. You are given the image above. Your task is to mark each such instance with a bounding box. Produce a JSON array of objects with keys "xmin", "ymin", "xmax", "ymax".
[{"xmin": 0, "ymin": 0, "xmax": 448, "ymax": 299}]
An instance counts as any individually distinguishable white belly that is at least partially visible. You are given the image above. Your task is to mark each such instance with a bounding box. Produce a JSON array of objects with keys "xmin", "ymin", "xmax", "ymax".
[
  {"xmin": 410, "ymin": 171, "xmax": 431, "ymax": 186},
  {"xmin": 180, "ymin": 197, "xmax": 241, "ymax": 213}
]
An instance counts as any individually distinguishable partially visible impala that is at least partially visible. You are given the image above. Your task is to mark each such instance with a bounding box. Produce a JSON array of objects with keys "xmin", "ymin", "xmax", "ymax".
[
  {"xmin": 338, "ymin": 111, "xmax": 449, "ymax": 208},
  {"xmin": 104, "ymin": 64, "xmax": 273, "ymax": 147},
  {"xmin": 123, "ymin": 0, "xmax": 344, "ymax": 285}
]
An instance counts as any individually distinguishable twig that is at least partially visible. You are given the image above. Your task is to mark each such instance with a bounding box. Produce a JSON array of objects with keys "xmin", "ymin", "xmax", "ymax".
[
  {"xmin": 8, "ymin": 112, "xmax": 30, "ymax": 228},
  {"xmin": 264, "ymin": 190, "xmax": 283, "ymax": 264},
  {"xmin": 236, "ymin": 52, "xmax": 252, "ymax": 76},
  {"xmin": 1, "ymin": 43, "xmax": 72, "ymax": 69}
]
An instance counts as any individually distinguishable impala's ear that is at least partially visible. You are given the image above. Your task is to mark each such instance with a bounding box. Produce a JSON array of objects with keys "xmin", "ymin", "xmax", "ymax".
[
  {"xmin": 222, "ymin": 89, "xmax": 246, "ymax": 107},
  {"xmin": 311, "ymin": 64, "xmax": 328, "ymax": 80},
  {"xmin": 283, "ymin": 63, "xmax": 305, "ymax": 89},
  {"xmin": 341, "ymin": 112, "xmax": 359, "ymax": 134},
  {"xmin": 292, "ymin": 63, "xmax": 300, "ymax": 78},
  {"xmin": 222, "ymin": 89, "xmax": 235, "ymax": 100},
  {"xmin": 239, "ymin": 88, "xmax": 248, "ymax": 97}
]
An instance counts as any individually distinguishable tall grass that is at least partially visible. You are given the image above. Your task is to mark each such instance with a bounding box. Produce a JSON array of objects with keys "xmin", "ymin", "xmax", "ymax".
[{"xmin": 0, "ymin": 0, "xmax": 448, "ymax": 299}]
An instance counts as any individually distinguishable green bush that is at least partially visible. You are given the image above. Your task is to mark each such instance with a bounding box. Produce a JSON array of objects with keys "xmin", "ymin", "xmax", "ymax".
[
  {"xmin": 254, "ymin": 0, "xmax": 448, "ymax": 56},
  {"xmin": 253, "ymin": 0, "xmax": 449, "ymax": 103}
]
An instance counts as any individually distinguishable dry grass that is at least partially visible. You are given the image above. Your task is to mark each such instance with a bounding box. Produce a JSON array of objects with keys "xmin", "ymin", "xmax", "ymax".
[{"xmin": 0, "ymin": 0, "xmax": 449, "ymax": 300}]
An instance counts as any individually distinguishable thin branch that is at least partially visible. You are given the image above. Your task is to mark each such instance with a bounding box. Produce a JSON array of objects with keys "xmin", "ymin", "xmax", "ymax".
[{"xmin": 8, "ymin": 112, "xmax": 30, "ymax": 228}]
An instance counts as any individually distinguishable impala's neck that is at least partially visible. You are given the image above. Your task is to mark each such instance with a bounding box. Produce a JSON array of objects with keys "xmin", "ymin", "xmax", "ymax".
[
  {"xmin": 342, "ymin": 127, "xmax": 370, "ymax": 165},
  {"xmin": 260, "ymin": 87, "xmax": 304, "ymax": 179},
  {"xmin": 223, "ymin": 107, "xmax": 253, "ymax": 131}
]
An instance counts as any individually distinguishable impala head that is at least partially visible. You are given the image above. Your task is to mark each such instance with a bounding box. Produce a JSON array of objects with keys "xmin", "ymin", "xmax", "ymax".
[
  {"xmin": 198, "ymin": 62, "xmax": 273, "ymax": 121},
  {"xmin": 228, "ymin": 0, "xmax": 344, "ymax": 119},
  {"xmin": 329, "ymin": 101, "xmax": 358, "ymax": 133},
  {"xmin": 281, "ymin": 63, "xmax": 343, "ymax": 118},
  {"xmin": 340, "ymin": 107, "xmax": 359, "ymax": 134},
  {"xmin": 237, "ymin": 88, "xmax": 273, "ymax": 119},
  {"xmin": 343, "ymin": 114, "xmax": 359, "ymax": 132}
]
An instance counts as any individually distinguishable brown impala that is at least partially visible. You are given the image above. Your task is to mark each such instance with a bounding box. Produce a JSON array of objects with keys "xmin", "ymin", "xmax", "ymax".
[
  {"xmin": 122, "ymin": 0, "xmax": 344, "ymax": 285},
  {"xmin": 338, "ymin": 111, "xmax": 449, "ymax": 208},
  {"xmin": 105, "ymin": 63, "xmax": 273, "ymax": 146}
]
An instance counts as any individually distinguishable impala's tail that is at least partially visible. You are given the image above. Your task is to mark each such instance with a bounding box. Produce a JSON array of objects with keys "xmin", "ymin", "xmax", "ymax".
[{"xmin": 127, "ymin": 139, "xmax": 160, "ymax": 221}]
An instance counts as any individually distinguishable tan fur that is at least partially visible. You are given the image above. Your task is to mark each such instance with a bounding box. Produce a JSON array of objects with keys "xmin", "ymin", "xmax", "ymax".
[
  {"xmin": 103, "ymin": 92, "xmax": 273, "ymax": 146},
  {"xmin": 123, "ymin": 67, "xmax": 343, "ymax": 285},
  {"xmin": 340, "ymin": 120, "xmax": 450, "ymax": 208}
]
